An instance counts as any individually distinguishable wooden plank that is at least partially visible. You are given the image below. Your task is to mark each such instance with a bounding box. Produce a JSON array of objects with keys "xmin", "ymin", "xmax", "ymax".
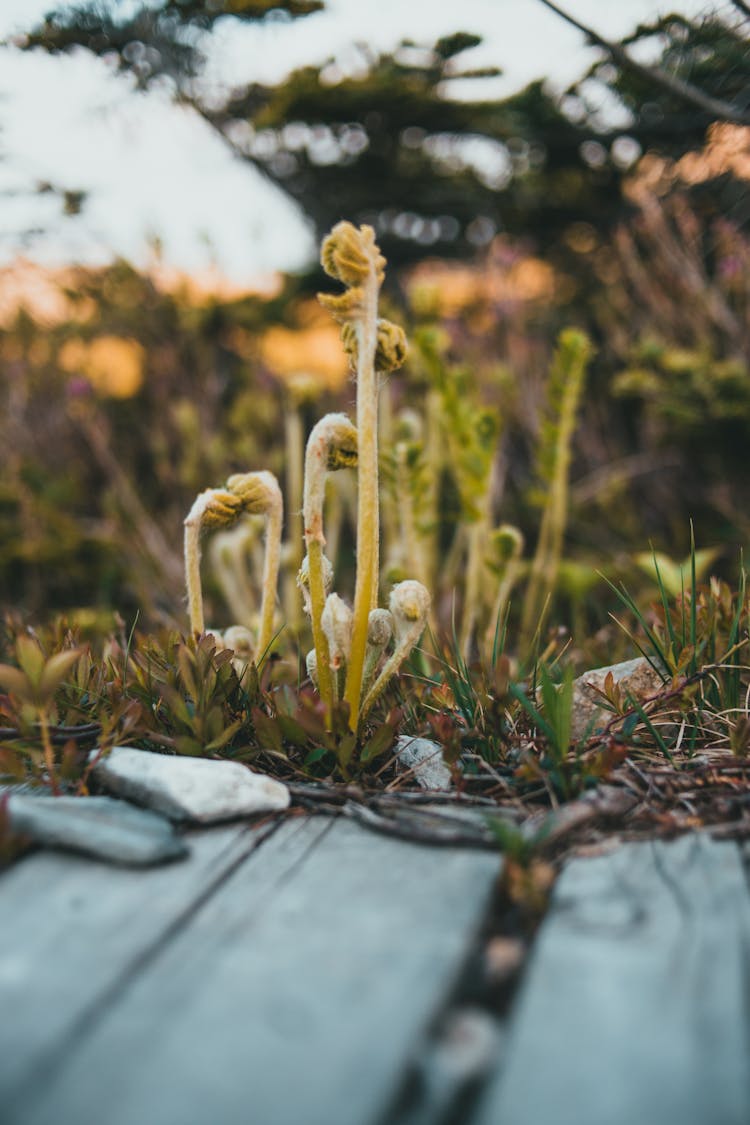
[
  {"xmin": 9, "ymin": 817, "xmax": 502, "ymax": 1125},
  {"xmin": 475, "ymin": 835, "xmax": 750, "ymax": 1125},
  {"xmin": 1, "ymin": 815, "xmax": 324, "ymax": 1109}
]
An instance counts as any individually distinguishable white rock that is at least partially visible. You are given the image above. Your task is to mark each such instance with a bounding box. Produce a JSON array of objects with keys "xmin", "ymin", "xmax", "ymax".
[
  {"xmin": 570, "ymin": 655, "xmax": 667, "ymax": 742},
  {"xmin": 89, "ymin": 746, "xmax": 290, "ymax": 824},
  {"xmin": 395, "ymin": 736, "xmax": 452, "ymax": 791}
]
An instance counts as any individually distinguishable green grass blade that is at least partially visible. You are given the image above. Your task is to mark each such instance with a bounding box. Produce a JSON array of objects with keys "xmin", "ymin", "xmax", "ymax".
[
  {"xmin": 689, "ymin": 521, "xmax": 698, "ymax": 677},
  {"xmin": 651, "ymin": 546, "xmax": 678, "ymax": 661},
  {"xmin": 599, "ymin": 572, "xmax": 670, "ymax": 672},
  {"xmin": 630, "ymin": 697, "xmax": 675, "ymax": 764},
  {"xmin": 509, "ymin": 681, "xmax": 558, "ymax": 747}
]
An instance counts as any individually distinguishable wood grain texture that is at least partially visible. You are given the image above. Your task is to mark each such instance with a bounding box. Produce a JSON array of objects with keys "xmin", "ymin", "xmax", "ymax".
[
  {"xmin": 0, "ymin": 816, "xmax": 309, "ymax": 1108},
  {"xmin": 8, "ymin": 816, "xmax": 501, "ymax": 1125},
  {"xmin": 475, "ymin": 835, "xmax": 750, "ymax": 1125}
]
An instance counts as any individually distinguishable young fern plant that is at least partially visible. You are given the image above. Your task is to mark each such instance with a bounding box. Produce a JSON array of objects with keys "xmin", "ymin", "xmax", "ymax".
[
  {"xmin": 300, "ymin": 412, "xmax": 358, "ymax": 721},
  {"xmin": 183, "ymin": 470, "xmax": 283, "ymax": 663},
  {"xmin": 281, "ymin": 373, "xmax": 320, "ymax": 634},
  {"xmin": 483, "ymin": 524, "xmax": 525, "ymax": 663},
  {"xmin": 360, "ymin": 580, "xmax": 431, "ymax": 720},
  {"xmin": 184, "ymin": 223, "xmax": 429, "ymax": 739},
  {"xmin": 389, "ymin": 410, "xmax": 431, "ymax": 591},
  {"xmin": 520, "ymin": 329, "xmax": 594, "ymax": 653},
  {"xmin": 307, "ymin": 221, "xmax": 428, "ymax": 733},
  {"xmin": 208, "ymin": 520, "xmax": 263, "ymax": 628}
]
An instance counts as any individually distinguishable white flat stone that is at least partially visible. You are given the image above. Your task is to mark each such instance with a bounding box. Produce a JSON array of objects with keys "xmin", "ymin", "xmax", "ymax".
[
  {"xmin": 89, "ymin": 746, "xmax": 290, "ymax": 824},
  {"xmin": 395, "ymin": 736, "xmax": 452, "ymax": 790}
]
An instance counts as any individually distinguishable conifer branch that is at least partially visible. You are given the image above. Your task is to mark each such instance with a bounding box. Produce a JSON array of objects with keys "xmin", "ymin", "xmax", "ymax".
[{"xmin": 537, "ymin": 0, "xmax": 750, "ymax": 125}]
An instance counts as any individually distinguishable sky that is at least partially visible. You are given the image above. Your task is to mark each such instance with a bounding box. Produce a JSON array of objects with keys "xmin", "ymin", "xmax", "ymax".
[{"xmin": 0, "ymin": 0, "xmax": 736, "ymax": 282}]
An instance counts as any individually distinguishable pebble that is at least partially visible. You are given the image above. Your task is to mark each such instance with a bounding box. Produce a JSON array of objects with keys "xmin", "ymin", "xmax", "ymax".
[
  {"xmin": 414, "ymin": 1007, "xmax": 501, "ymax": 1117},
  {"xmin": 6, "ymin": 793, "xmax": 187, "ymax": 866},
  {"xmin": 89, "ymin": 746, "xmax": 291, "ymax": 824},
  {"xmin": 484, "ymin": 936, "xmax": 526, "ymax": 982},
  {"xmin": 395, "ymin": 736, "xmax": 452, "ymax": 791}
]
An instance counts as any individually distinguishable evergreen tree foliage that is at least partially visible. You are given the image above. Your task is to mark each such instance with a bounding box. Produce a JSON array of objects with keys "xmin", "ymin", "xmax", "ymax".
[{"xmin": 10, "ymin": 3, "xmax": 750, "ymax": 258}]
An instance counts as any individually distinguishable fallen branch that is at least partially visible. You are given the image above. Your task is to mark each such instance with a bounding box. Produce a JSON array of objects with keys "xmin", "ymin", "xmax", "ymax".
[
  {"xmin": 523, "ymin": 785, "xmax": 638, "ymax": 849},
  {"xmin": 0, "ymin": 722, "xmax": 101, "ymax": 745},
  {"xmin": 341, "ymin": 801, "xmax": 501, "ymax": 850}
]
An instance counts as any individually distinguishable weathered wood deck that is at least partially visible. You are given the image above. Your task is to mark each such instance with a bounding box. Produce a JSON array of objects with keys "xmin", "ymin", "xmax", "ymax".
[{"xmin": 1, "ymin": 817, "xmax": 749, "ymax": 1125}]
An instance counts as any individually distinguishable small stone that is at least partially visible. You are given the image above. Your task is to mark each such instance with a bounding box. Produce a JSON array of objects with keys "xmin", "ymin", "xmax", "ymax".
[
  {"xmin": 6, "ymin": 794, "xmax": 187, "ymax": 866},
  {"xmin": 89, "ymin": 746, "xmax": 291, "ymax": 824},
  {"xmin": 432, "ymin": 1007, "xmax": 500, "ymax": 1081},
  {"xmin": 484, "ymin": 936, "xmax": 525, "ymax": 982},
  {"xmin": 570, "ymin": 655, "xmax": 666, "ymax": 743},
  {"xmin": 410, "ymin": 1007, "xmax": 501, "ymax": 1121},
  {"xmin": 395, "ymin": 736, "xmax": 452, "ymax": 791}
]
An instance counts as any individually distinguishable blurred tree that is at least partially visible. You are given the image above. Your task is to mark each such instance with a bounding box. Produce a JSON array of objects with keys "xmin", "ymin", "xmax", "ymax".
[
  {"xmin": 557, "ymin": 3, "xmax": 750, "ymax": 229},
  {"xmin": 16, "ymin": 0, "xmax": 324, "ymax": 87},
  {"xmin": 545, "ymin": 1, "xmax": 750, "ymax": 129},
  {"xmin": 0, "ymin": 125, "xmax": 88, "ymax": 249},
  {"xmin": 12, "ymin": 2, "xmax": 750, "ymax": 262}
]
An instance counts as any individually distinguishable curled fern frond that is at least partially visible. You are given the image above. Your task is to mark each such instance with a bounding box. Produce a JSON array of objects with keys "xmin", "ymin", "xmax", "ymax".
[{"xmin": 321, "ymin": 221, "xmax": 385, "ymax": 287}]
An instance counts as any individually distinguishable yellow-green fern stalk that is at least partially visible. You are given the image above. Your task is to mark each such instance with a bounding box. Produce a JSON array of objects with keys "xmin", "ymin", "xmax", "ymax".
[
  {"xmin": 360, "ymin": 580, "xmax": 430, "ymax": 720},
  {"xmin": 184, "ymin": 486, "xmax": 245, "ymax": 636},
  {"xmin": 226, "ymin": 471, "xmax": 283, "ymax": 658},
  {"xmin": 183, "ymin": 471, "xmax": 283, "ymax": 657},
  {"xmin": 208, "ymin": 521, "xmax": 263, "ymax": 627},
  {"xmin": 441, "ymin": 399, "xmax": 499, "ymax": 660},
  {"xmin": 321, "ymin": 592, "xmax": 354, "ymax": 701},
  {"xmin": 323, "ymin": 470, "xmax": 356, "ymax": 575},
  {"xmin": 520, "ymin": 329, "xmax": 594, "ymax": 651},
  {"xmin": 483, "ymin": 524, "xmax": 525, "ymax": 662},
  {"xmin": 459, "ymin": 466, "xmax": 496, "ymax": 660},
  {"xmin": 393, "ymin": 410, "xmax": 429, "ymax": 590},
  {"xmin": 282, "ymin": 374, "xmax": 318, "ymax": 631},
  {"xmin": 305, "ymin": 648, "xmax": 319, "ymax": 689},
  {"xmin": 302, "ymin": 411, "xmax": 358, "ymax": 719},
  {"xmin": 297, "ymin": 552, "xmax": 334, "ymax": 617},
  {"xmin": 318, "ymin": 221, "xmax": 406, "ymax": 730},
  {"xmin": 216, "ymin": 624, "xmax": 256, "ymax": 680},
  {"xmin": 362, "ymin": 607, "xmax": 394, "ymax": 695}
]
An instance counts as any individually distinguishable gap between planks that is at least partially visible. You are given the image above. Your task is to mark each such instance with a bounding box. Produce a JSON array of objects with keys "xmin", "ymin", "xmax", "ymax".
[{"xmin": 474, "ymin": 833, "xmax": 750, "ymax": 1125}]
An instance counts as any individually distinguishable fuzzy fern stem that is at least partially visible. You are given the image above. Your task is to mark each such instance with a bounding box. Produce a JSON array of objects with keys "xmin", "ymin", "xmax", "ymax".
[
  {"xmin": 283, "ymin": 402, "xmax": 305, "ymax": 629},
  {"xmin": 483, "ymin": 525, "xmax": 525, "ymax": 662},
  {"xmin": 344, "ymin": 268, "xmax": 381, "ymax": 729},
  {"xmin": 307, "ymin": 539, "xmax": 335, "ymax": 715},
  {"xmin": 225, "ymin": 471, "xmax": 283, "ymax": 660},
  {"xmin": 459, "ymin": 486, "xmax": 494, "ymax": 660},
  {"xmin": 209, "ymin": 525, "xmax": 258, "ymax": 626},
  {"xmin": 184, "ymin": 490, "xmax": 218, "ymax": 635},
  {"xmin": 256, "ymin": 479, "xmax": 283, "ymax": 656},
  {"xmin": 318, "ymin": 223, "xmax": 406, "ymax": 732},
  {"xmin": 362, "ymin": 607, "xmax": 394, "ymax": 695},
  {"xmin": 302, "ymin": 413, "xmax": 358, "ymax": 722},
  {"xmin": 184, "ymin": 474, "xmax": 283, "ymax": 654},
  {"xmin": 360, "ymin": 581, "xmax": 430, "ymax": 720},
  {"xmin": 395, "ymin": 440, "xmax": 426, "ymax": 588}
]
